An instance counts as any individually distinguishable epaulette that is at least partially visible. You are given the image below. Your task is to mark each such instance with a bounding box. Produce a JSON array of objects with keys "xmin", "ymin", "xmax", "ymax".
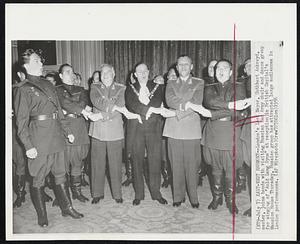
[
  {"xmin": 235, "ymin": 80, "xmax": 245, "ymax": 85},
  {"xmin": 115, "ymin": 82, "xmax": 126, "ymax": 87},
  {"xmin": 167, "ymin": 78, "xmax": 177, "ymax": 83},
  {"xmin": 192, "ymin": 77, "xmax": 203, "ymax": 81},
  {"xmin": 14, "ymin": 79, "xmax": 28, "ymax": 88},
  {"xmin": 205, "ymin": 82, "xmax": 218, "ymax": 87}
]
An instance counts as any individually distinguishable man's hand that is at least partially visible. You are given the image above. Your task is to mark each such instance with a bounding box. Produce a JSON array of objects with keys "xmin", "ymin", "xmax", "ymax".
[
  {"xmin": 145, "ymin": 107, "xmax": 161, "ymax": 120},
  {"xmin": 26, "ymin": 147, "xmax": 38, "ymax": 159},
  {"xmin": 187, "ymin": 103, "xmax": 212, "ymax": 117},
  {"xmin": 85, "ymin": 105, "xmax": 92, "ymax": 112},
  {"xmin": 67, "ymin": 134, "xmax": 75, "ymax": 143},
  {"xmin": 197, "ymin": 105, "xmax": 212, "ymax": 117},
  {"xmin": 88, "ymin": 112, "xmax": 104, "ymax": 122},
  {"xmin": 160, "ymin": 108, "xmax": 176, "ymax": 118},
  {"xmin": 81, "ymin": 109, "xmax": 91, "ymax": 120},
  {"xmin": 228, "ymin": 98, "xmax": 251, "ymax": 110},
  {"xmin": 184, "ymin": 101, "xmax": 192, "ymax": 111},
  {"xmin": 125, "ymin": 111, "xmax": 143, "ymax": 124}
]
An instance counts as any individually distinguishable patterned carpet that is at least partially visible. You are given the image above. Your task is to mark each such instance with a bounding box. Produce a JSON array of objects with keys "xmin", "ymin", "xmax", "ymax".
[{"xmin": 13, "ymin": 169, "xmax": 251, "ymax": 234}]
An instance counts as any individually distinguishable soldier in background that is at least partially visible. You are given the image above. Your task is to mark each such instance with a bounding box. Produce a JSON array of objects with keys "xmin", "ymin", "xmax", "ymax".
[
  {"xmin": 56, "ymin": 64, "xmax": 91, "ymax": 203},
  {"xmin": 201, "ymin": 59, "xmax": 251, "ymax": 214},
  {"xmin": 14, "ymin": 49, "xmax": 83, "ymax": 227},
  {"xmin": 45, "ymin": 73, "xmax": 57, "ymax": 86}
]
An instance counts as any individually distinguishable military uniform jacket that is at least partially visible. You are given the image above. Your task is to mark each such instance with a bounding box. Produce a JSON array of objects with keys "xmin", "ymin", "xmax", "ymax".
[
  {"xmin": 163, "ymin": 76, "xmax": 204, "ymax": 140},
  {"xmin": 89, "ymin": 82, "xmax": 125, "ymax": 141},
  {"xmin": 14, "ymin": 74, "xmax": 72, "ymax": 156},
  {"xmin": 56, "ymin": 83, "xmax": 90, "ymax": 146},
  {"xmin": 204, "ymin": 76, "xmax": 215, "ymax": 85},
  {"xmin": 201, "ymin": 79, "xmax": 248, "ymax": 150}
]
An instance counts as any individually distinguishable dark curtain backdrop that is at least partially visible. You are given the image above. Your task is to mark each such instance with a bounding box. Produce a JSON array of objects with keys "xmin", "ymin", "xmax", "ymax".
[{"xmin": 104, "ymin": 41, "xmax": 250, "ymax": 84}]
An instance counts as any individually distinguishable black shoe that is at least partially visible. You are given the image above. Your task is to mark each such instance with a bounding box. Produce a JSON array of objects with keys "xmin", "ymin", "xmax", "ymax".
[
  {"xmin": 208, "ymin": 197, "xmax": 223, "ymax": 210},
  {"xmin": 173, "ymin": 202, "xmax": 181, "ymax": 207},
  {"xmin": 30, "ymin": 186, "xmax": 48, "ymax": 227},
  {"xmin": 191, "ymin": 203, "xmax": 199, "ymax": 209},
  {"xmin": 156, "ymin": 197, "xmax": 168, "ymax": 205},
  {"xmin": 133, "ymin": 199, "xmax": 141, "ymax": 206},
  {"xmin": 54, "ymin": 183, "xmax": 83, "ymax": 219},
  {"xmin": 91, "ymin": 196, "xmax": 104, "ymax": 204},
  {"xmin": 115, "ymin": 198, "xmax": 123, "ymax": 204},
  {"xmin": 243, "ymin": 207, "xmax": 251, "ymax": 217}
]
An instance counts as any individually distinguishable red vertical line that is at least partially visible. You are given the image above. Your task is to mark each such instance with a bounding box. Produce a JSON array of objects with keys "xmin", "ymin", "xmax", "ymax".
[{"xmin": 232, "ymin": 23, "xmax": 237, "ymax": 240}]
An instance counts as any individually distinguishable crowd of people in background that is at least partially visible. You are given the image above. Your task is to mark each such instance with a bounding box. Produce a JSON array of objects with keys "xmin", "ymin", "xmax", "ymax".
[{"xmin": 12, "ymin": 48, "xmax": 252, "ymax": 227}]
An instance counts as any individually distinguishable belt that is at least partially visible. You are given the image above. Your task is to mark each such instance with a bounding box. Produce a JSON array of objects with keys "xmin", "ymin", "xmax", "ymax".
[
  {"xmin": 218, "ymin": 116, "xmax": 232, "ymax": 121},
  {"xmin": 66, "ymin": 113, "xmax": 81, "ymax": 118},
  {"xmin": 30, "ymin": 112, "xmax": 58, "ymax": 121}
]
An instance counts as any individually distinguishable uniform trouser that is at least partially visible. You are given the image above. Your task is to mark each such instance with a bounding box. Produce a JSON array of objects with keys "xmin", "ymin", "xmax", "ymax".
[
  {"xmin": 203, "ymin": 146, "xmax": 242, "ymax": 178},
  {"xmin": 13, "ymin": 144, "xmax": 26, "ymax": 176},
  {"xmin": 28, "ymin": 151, "xmax": 66, "ymax": 188},
  {"xmin": 64, "ymin": 144, "xmax": 89, "ymax": 177},
  {"xmin": 132, "ymin": 125, "xmax": 162, "ymax": 201},
  {"xmin": 91, "ymin": 138, "xmax": 123, "ymax": 199},
  {"xmin": 168, "ymin": 138, "xmax": 201, "ymax": 204}
]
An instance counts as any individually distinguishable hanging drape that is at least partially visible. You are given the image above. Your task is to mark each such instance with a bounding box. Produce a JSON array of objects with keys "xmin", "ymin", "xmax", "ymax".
[
  {"xmin": 104, "ymin": 41, "xmax": 250, "ymax": 84},
  {"xmin": 56, "ymin": 41, "xmax": 104, "ymax": 89}
]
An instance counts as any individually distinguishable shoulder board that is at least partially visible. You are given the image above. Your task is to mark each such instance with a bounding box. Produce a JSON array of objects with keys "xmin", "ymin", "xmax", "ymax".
[
  {"xmin": 167, "ymin": 78, "xmax": 177, "ymax": 83},
  {"xmin": 205, "ymin": 82, "xmax": 218, "ymax": 87},
  {"xmin": 14, "ymin": 79, "xmax": 28, "ymax": 88},
  {"xmin": 235, "ymin": 81, "xmax": 245, "ymax": 85},
  {"xmin": 191, "ymin": 77, "xmax": 204, "ymax": 84},
  {"xmin": 192, "ymin": 77, "xmax": 202, "ymax": 81},
  {"xmin": 115, "ymin": 82, "xmax": 126, "ymax": 88}
]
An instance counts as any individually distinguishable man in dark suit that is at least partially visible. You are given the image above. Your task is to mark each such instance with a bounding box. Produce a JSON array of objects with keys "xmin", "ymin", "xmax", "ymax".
[
  {"xmin": 125, "ymin": 63, "xmax": 174, "ymax": 206},
  {"xmin": 201, "ymin": 59, "xmax": 251, "ymax": 214},
  {"xmin": 14, "ymin": 49, "xmax": 83, "ymax": 227},
  {"xmin": 56, "ymin": 63, "xmax": 91, "ymax": 203}
]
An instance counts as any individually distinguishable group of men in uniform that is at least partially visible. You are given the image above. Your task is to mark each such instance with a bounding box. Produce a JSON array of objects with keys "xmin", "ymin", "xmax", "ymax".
[{"xmin": 12, "ymin": 48, "xmax": 252, "ymax": 227}]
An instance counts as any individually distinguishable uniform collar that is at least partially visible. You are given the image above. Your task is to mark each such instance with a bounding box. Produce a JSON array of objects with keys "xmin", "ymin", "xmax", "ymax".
[
  {"xmin": 180, "ymin": 75, "xmax": 192, "ymax": 84},
  {"xmin": 101, "ymin": 82, "xmax": 115, "ymax": 90},
  {"xmin": 218, "ymin": 79, "xmax": 232, "ymax": 87},
  {"xmin": 27, "ymin": 74, "xmax": 41, "ymax": 82}
]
